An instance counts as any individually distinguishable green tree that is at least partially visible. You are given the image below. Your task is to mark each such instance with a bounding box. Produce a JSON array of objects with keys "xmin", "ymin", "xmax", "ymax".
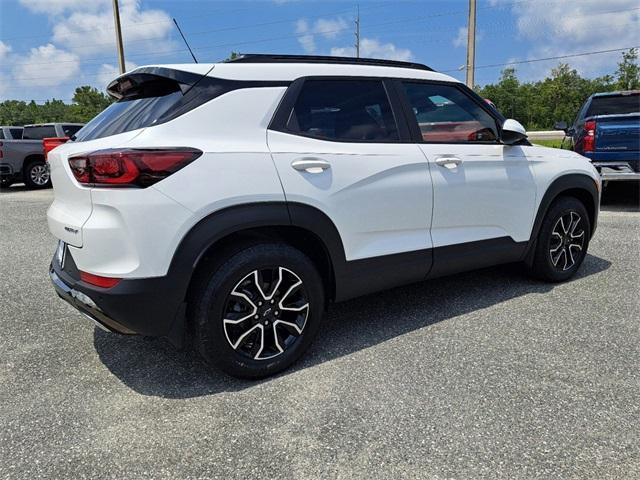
[
  {"xmin": 70, "ymin": 86, "xmax": 112, "ymax": 122},
  {"xmin": 616, "ymin": 48, "xmax": 639, "ymax": 90}
]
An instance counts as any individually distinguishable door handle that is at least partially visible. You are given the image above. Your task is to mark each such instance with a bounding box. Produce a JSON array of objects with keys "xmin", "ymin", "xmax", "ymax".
[
  {"xmin": 434, "ymin": 156, "xmax": 462, "ymax": 169},
  {"xmin": 291, "ymin": 158, "xmax": 331, "ymax": 174}
]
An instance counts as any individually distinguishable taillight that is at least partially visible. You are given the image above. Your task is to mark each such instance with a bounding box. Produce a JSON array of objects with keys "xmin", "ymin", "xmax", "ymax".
[
  {"xmin": 68, "ymin": 148, "xmax": 202, "ymax": 187},
  {"xmin": 80, "ymin": 271, "xmax": 122, "ymax": 288},
  {"xmin": 43, "ymin": 137, "xmax": 69, "ymax": 160},
  {"xmin": 583, "ymin": 120, "xmax": 596, "ymax": 153}
]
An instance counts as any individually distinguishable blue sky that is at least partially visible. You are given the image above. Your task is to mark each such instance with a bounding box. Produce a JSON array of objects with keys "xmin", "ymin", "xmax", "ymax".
[{"xmin": 0, "ymin": 0, "xmax": 638, "ymax": 103}]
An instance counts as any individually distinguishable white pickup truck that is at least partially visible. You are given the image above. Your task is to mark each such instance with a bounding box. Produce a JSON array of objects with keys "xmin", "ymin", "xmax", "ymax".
[{"xmin": 0, "ymin": 123, "xmax": 83, "ymax": 189}]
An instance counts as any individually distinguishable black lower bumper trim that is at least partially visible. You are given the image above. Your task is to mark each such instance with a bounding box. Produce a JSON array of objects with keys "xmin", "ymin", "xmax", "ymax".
[
  {"xmin": 49, "ymin": 247, "xmax": 186, "ymax": 341},
  {"xmin": 50, "ymin": 269, "xmax": 135, "ymax": 334}
]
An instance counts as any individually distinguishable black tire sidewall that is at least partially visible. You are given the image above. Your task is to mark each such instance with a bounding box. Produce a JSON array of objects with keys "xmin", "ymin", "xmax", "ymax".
[
  {"xmin": 24, "ymin": 160, "xmax": 51, "ymax": 189},
  {"xmin": 194, "ymin": 243, "xmax": 324, "ymax": 379},
  {"xmin": 535, "ymin": 196, "xmax": 590, "ymax": 282}
]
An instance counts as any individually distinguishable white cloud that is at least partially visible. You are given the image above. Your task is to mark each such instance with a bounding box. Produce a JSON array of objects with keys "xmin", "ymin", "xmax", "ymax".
[
  {"xmin": 498, "ymin": 0, "xmax": 640, "ymax": 78},
  {"xmin": 331, "ymin": 38, "xmax": 413, "ymax": 61},
  {"xmin": 295, "ymin": 16, "xmax": 348, "ymax": 53},
  {"xmin": 52, "ymin": 0, "xmax": 174, "ymax": 57},
  {"xmin": 96, "ymin": 61, "xmax": 138, "ymax": 89},
  {"xmin": 314, "ymin": 17, "xmax": 348, "ymax": 40},
  {"xmin": 453, "ymin": 27, "xmax": 468, "ymax": 48},
  {"xmin": 295, "ymin": 19, "xmax": 315, "ymax": 53},
  {"xmin": 12, "ymin": 43, "xmax": 80, "ymax": 87},
  {"xmin": 453, "ymin": 26, "xmax": 484, "ymax": 49},
  {"xmin": 5, "ymin": 0, "xmax": 175, "ymax": 100},
  {"xmin": 19, "ymin": 0, "xmax": 108, "ymax": 15},
  {"xmin": 0, "ymin": 41, "xmax": 12, "ymax": 59}
]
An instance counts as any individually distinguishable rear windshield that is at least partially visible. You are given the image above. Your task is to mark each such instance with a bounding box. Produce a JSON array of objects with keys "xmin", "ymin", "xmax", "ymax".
[
  {"xmin": 586, "ymin": 93, "xmax": 639, "ymax": 117},
  {"xmin": 23, "ymin": 125, "xmax": 56, "ymax": 139},
  {"xmin": 73, "ymin": 90, "xmax": 183, "ymax": 141},
  {"xmin": 72, "ymin": 69, "xmax": 247, "ymax": 142}
]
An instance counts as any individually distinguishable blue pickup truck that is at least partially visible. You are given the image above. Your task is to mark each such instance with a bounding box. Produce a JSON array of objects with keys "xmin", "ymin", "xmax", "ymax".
[{"xmin": 556, "ymin": 90, "xmax": 640, "ymax": 182}]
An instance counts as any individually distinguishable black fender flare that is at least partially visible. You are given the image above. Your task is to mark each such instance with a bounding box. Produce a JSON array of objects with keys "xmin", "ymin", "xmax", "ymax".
[{"xmin": 525, "ymin": 173, "xmax": 600, "ymax": 263}]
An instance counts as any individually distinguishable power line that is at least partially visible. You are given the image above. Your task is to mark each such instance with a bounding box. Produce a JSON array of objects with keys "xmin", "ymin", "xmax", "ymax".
[
  {"xmin": 6, "ymin": 7, "xmax": 638, "ymax": 84},
  {"xmin": 441, "ymin": 46, "xmax": 640, "ymax": 72},
  {"xmin": 0, "ymin": 4, "xmax": 262, "ymax": 42},
  {"xmin": 2, "ymin": 0, "xmax": 560, "ymax": 68},
  {"xmin": 3, "ymin": 6, "xmax": 360, "ymax": 56}
]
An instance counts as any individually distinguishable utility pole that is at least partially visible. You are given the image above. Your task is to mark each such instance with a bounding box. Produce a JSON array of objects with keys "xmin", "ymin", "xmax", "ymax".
[
  {"xmin": 465, "ymin": 0, "xmax": 476, "ymax": 88},
  {"xmin": 354, "ymin": 5, "xmax": 360, "ymax": 58},
  {"xmin": 112, "ymin": 0, "xmax": 126, "ymax": 74}
]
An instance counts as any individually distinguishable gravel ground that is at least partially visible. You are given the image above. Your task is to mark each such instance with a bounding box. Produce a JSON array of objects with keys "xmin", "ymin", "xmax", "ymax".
[{"xmin": 0, "ymin": 183, "xmax": 638, "ymax": 479}]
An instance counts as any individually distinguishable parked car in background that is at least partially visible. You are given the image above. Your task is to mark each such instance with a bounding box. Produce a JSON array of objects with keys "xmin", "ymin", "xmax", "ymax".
[
  {"xmin": 48, "ymin": 55, "xmax": 600, "ymax": 379},
  {"xmin": 0, "ymin": 126, "xmax": 24, "ymax": 140},
  {"xmin": 0, "ymin": 122, "xmax": 83, "ymax": 189},
  {"xmin": 556, "ymin": 90, "xmax": 640, "ymax": 182}
]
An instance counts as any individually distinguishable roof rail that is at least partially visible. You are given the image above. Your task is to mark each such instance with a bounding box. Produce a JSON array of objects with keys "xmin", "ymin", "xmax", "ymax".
[{"xmin": 225, "ymin": 53, "xmax": 433, "ymax": 72}]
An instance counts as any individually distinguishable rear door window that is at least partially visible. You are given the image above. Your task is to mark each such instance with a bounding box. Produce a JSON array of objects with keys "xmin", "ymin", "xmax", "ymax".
[
  {"xmin": 402, "ymin": 82, "xmax": 498, "ymax": 143},
  {"xmin": 586, "ymin": 94, "xmax": 640, "ymax": 117},
  {"xmin": 23, "ymin": 125, "xmax": 57, "ymax": 139},
  {"xmin": 10, "ymin": 128, "xmax": 23, "ymax": 139},
  {"xmin": 62, "ymin": 125, "xmax": 82, "ymax": 137},
  {"xmin": 286, "ymin": 79, "xmax": 399, "ymax": 142}
]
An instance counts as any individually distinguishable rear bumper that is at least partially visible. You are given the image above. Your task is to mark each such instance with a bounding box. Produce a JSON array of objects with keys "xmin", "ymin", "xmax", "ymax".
[
  {"xmin": 593, "ymin": 162, "xmax": 640, "ymax": 182},
  {"xmin": 49, "ymin": 244, "xmax": 186, "ymax": 343}
]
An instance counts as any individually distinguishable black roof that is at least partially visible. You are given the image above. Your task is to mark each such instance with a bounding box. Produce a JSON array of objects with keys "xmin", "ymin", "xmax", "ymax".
[{"xmin": 225, "ymin": 54, "xmax": 433, "ymax": 72}]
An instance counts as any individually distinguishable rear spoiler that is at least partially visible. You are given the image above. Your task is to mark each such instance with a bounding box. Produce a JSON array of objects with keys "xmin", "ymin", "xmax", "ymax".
[{"xmin": 106, "ymin": 66, "xmax": 215, "ymax": 100}]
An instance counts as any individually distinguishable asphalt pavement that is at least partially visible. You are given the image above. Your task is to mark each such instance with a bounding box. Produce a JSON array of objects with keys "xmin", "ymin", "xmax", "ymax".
[{"xmin": 0, "ymin": 183, "xmax": 638, "ymax": 479}]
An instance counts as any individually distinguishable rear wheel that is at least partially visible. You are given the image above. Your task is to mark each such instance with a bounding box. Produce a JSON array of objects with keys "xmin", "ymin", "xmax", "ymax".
[
  {"xmin": 23, "ymin": 159, "xmax": 51, "ymax": 189},
  {"xmin": 528, "ymin": 196, "xmax": 590, "ymax": 282},
  {"xmin": 192, "ymin": 243, "xmax": 325, "ymax": 379}
]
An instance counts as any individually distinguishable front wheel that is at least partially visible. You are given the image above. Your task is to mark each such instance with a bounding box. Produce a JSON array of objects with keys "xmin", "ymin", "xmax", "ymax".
[
  {"xmin": 24, "ymin": 160, "xmax": 51, "ymax": 189},
  {"xmin": 527, "ymin": 196, "xmax": 590, "ymax": 282},
  {"xmin": 192, "ymin": 243, "xmax": 325, "ymax": 379}
]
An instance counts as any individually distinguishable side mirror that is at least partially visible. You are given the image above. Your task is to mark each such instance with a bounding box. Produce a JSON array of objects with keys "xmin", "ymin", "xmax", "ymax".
[
  {"xmin": 501, "ymin": 119, "xmax": 527, "ymax": 145},
  {"xmin": 554, "ymin": 121, "xmax": 568, "ymax": 132}
]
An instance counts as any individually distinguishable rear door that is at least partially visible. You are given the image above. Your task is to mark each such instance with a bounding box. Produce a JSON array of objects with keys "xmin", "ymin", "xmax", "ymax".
[
  {"xmin": 398, "ymin": 80, "xmax": 536, "ymax": 271},
  {"xmin": 268, "ymin": 77, "xmax": 434, "ymax": 263}
]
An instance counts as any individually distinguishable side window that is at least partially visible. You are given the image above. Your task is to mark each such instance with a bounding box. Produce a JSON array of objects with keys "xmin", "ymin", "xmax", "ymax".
[
  {"xmin": 0, "ymin": 130, "xmax": 4, "ymax": 140},
  {"xmin": 62, "ymin": 125, "xmax": 82, "ymax": 137},
  {"xmin": 403, "ymin": 82, "xmax": 498, "ymax": 143},
  {"xmin": 10, "ymin": 128, "xmax": 23, "ymax": 139},
  {"xmin": 287, "ymin": 79, "xmax": 399, "ymax": 142}
]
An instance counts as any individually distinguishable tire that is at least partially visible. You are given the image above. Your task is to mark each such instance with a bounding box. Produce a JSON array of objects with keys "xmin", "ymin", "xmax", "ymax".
[
  {"xmin": 23, "ymin": 159, "xmax": 51, "ymax": 189},
  {"xmin": 192, "ymin": 242, "xmax": 325, "ymax": 379},
  {"xmin": 527, "ymin": 196, "xmax": 590, "ymax": 282}
]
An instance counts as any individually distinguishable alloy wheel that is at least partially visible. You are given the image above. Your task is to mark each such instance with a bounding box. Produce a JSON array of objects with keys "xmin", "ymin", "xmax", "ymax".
[
  {"xmin": 222, "ymin": 267, "xmax": 309, "ymax": 360},
  {"xmin": 30, "ymin": 164, "xmax": 50, "ymax": 186},
  {"xmin": 549, "ymin": 211, "xmax": 585, "ymax": 271}
]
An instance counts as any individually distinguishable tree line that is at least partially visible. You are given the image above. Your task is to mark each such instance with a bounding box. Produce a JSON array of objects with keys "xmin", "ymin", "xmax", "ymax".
[
  {"xmin": 0, "ymin": 86, "xmax": 112, "ymax": 125},
  {"xmin": 476, "ymin": 48, "xmax": 639, "ymax": 130},
  {"xmin": 0, "ymin": 49, "xmax": 637, "ymax": 130}
]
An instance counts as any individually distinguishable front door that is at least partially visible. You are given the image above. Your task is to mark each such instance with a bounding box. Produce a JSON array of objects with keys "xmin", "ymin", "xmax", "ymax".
[{"xmin": 398, "ymin": 80, "xmax": 537, "ymax": 273}]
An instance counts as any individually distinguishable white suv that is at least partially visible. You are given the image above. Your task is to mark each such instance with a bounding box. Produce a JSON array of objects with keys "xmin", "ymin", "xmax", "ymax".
[{"xmin": 48, "ymin": 55, "xmax": 600, "ymax": 378}]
